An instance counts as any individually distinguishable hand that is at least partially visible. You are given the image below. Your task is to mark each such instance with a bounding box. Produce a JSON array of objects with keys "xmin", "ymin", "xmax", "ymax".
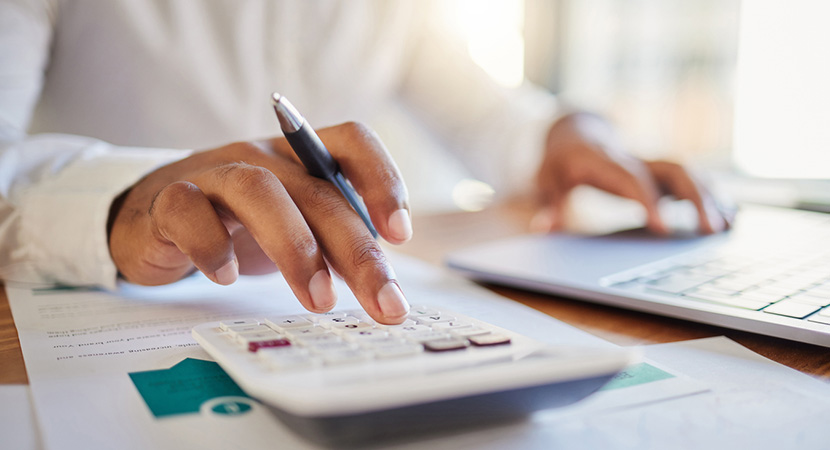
[
  {"xmin": 535, "ymin": 113, "xmax": 732, "ymax": 235},
  {"xmin": 108, "ymin": 122, "xmax": 413, "ymax": 324}
]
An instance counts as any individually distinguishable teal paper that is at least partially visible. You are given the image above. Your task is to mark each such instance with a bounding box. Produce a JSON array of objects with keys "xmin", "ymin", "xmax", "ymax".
[
  {"xmin": 129, "ymin": 358, "xmax": 250, "ymax": 418},
  {"xmin": 600, "ymin": 362, "xmax": 674, "ymax": 391}
]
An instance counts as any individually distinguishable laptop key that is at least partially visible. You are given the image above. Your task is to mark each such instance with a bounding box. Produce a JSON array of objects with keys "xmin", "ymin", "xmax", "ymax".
[
  {"xmin": 787, "ymin": 294, "xmax": 830, "ymax": 307},
  {"xmin": 763, "ymin": 300, "xmax": 822, "ymax": 319},
  {"xmin": 807, "ymin": 314, "xmax": 830, "ymax": 326},
  {"xmin": 646, "ymin": 275, "xmax": 714, "ymax": 294},
  {"xmin": 737, "ymin": 291, "xmax": 788, "ymax": 304},
  {"xmin": 682, "ymin": 292, "xmax": 769, "ymax": 311}
]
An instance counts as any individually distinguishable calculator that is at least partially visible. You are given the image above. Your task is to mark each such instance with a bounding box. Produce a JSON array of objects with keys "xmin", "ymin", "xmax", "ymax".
[{"xmin": 192, "ymin": 305, "xmax": 633, "ymax": 445}]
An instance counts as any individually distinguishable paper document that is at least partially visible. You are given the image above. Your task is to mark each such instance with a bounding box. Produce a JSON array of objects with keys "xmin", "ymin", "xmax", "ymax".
[
  {"xmin": 7, "ymin": 252, "xmax": 702, "ymax": 450},
  {"xmin": 0, "ymin": 384, "xmax": 41, "ymax": 450},
  {"xmin": 526, "ymin": 337, "xmax": 830, "ymax": 450}
]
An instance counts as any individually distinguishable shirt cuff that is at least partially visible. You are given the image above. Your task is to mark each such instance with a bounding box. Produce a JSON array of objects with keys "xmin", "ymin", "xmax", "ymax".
[{"xmin": 17, "ymin": 135, "xmax": 191, "ymax": 289}]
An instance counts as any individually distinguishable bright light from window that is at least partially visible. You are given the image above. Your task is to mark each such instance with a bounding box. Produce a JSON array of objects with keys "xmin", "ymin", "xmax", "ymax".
[
  {"xmin": 451, "ymin": 0, "xmax": 526, "ymax": 88},
  {"xmin": 733, "ymin": 0, "xmax": 830, "ymax": 178}
]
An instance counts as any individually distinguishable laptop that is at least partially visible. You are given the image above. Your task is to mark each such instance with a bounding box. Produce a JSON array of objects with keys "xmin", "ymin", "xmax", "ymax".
[
  {"xmin": 447, "ymin": 3, "xmax": 830, "ymax": 347},
  {"xmin": 446, "ymin": 204, "xmax": 830, "ymax": 347}
]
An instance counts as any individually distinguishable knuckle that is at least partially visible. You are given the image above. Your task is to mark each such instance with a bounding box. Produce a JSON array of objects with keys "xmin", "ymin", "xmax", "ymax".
[
  {"xmin": 348, "ymin": 237, "xmax": 387, "ymax": 270},
  {"xmin": 286, "ymin": 230, "xmax": 319, "ymax": 258},
  {"xmin": 339, "ymin": 120, "xmax": 375, "ymax": 141},
  {"xmin": 562, "ymin": 158, "xmax": 591, "ymax": 186},
  {"xmin": 215, "ymin": 163, "xmax": 282, "ymax": 196},
  {"xmin": 150, "ymin": 181, "xmax": 200, "ymax": 219},
  {"xmin": 303, "ymin": 181, "xmax": 345, "ymax": 215}
]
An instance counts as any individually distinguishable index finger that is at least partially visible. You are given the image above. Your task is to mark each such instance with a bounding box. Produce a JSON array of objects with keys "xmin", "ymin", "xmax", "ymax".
[
  {"xmin": 646, "ymin": 161, "xmax": 727, "ymax": 234},
  {"xmin": 581, "ymin": 156, "xmax": 669, "ymax": 235},
  {"xmin": 315, "ymin": 122, "xmax": 412, "ymax": 244}
]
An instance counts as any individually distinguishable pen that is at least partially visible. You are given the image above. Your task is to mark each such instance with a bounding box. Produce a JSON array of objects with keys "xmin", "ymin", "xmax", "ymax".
[{"xmin": 271, "ymin": 93, "xmax": 379, "ymax": 238}]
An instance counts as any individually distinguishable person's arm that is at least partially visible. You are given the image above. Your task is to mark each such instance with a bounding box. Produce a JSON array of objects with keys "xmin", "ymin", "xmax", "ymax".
[
  {"xmin": 108, "ymin": 124, "xmax": 412, "ymax": 324},
  {"xmin": 535, "ymin": 113, "xmax": 731, "ymax": 235},
  {"xmin": 0, "ymin": 0, "xmax": 192, "ymax": 288},
  {"xmin": 0, "ymin": 1, "xmax": 412, "ymax": 325},
  {"xmin": 396, "ymin": 5, "xmax": 558, "ymax": 196},
  {"xmin": 397, "ymin": 4, "xmax": 729, "ymax": 234}
]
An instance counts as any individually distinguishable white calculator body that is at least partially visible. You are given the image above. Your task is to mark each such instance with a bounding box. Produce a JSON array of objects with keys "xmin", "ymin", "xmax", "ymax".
[{"xmin": 192, "ymin": 305, "xmax": 633, "ymax": 444}]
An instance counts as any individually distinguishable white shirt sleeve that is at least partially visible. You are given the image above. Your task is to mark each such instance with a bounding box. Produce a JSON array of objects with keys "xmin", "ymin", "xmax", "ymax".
[
  {"xmin": 398, "ymin": 5, "xmax": 561, "ymax": 196},
  {"xmin": 0, "ymin": 0, "xmax": 190, "ymax": 289}
]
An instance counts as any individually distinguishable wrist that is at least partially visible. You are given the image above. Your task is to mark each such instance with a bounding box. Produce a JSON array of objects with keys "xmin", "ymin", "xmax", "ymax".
[
  {"xmin": 107, "ymin": 188, "xmax": 131, "ymax": 245},
  {"xmin": 546, "ymin": 112, "xmax": 622, "ymax": 157}
]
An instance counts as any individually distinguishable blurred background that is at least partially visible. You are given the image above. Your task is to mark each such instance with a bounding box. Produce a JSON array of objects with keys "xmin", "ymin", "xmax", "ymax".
[
  {"xmin": 445, "ymin": 0, "xmax": 738, "ymax": 165},
  {"xmin": 397, "ymin": 0, "xmax": 830, "ymax": 215}
]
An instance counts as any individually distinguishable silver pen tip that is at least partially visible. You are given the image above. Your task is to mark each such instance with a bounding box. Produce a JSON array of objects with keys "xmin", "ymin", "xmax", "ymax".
[{"xmin": 271, "ymin": 92, "xmax": 304, "ymax": 133}]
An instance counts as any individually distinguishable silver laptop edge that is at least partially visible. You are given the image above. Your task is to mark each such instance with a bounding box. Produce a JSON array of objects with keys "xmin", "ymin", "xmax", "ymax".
[{"xmin": 446, "ymin": 205, "xmax": 830, "ymax": 347}]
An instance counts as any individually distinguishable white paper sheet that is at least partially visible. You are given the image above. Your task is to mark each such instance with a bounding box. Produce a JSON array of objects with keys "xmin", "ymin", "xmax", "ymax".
[
  {"xmin": 7, "ymin": 252, "xmax": 703, "ymax": 450},
  {"xmin": 0, "ymin": 384, "xmax": 42, "ymax": 450},
  {"xmin": 521, "ymin": 337, "xmax": 830, "ymax": 450}
]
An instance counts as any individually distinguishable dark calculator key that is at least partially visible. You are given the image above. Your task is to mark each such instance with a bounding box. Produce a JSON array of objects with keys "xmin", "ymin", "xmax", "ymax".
[
  {"xmin": 424, "ymin": 338, "xmax": 469, "ymax": 352},
  {"xmin": 248, "ymin": 338, "xmax": 291, "ymax": 352},
  {"xmin": 468, "ymin": 333, "xmax": 511, "ymax": 347}
]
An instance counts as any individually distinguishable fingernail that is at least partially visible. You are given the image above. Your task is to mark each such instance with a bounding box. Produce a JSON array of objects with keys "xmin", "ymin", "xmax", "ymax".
[
  {"xmin": 215, "ymin": 258, "xmax": 238, "ymax": 285},
  {"xmin": 377, "ymin": 281, "xmax": 409, "ymax": 320},
  {"xmin": 308, "ymin": 270, "xmax": 337, "ymax": 310},
  {"xmin": 387, "ymin": 209, "xmax": 413, "ymax": 242},
  {"xmin": 530, "ymin": 208, "xmax": 556, "ymax": 233},
  {"xmin": 704, "ymin": 200, "xmax": 726, "ymax": 233}
]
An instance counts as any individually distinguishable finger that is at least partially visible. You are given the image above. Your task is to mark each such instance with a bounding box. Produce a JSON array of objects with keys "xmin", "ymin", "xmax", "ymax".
[
  {"xmin": 313, "ymin": 122, "xmax": 412, "ymax": 244},
  {"xmin": 534, "ymin": 175, "xmax": 568, "ymax": 232},
  {"xmin": 145, "ymin": 181, "xmax": 237, "ymax": 285},
  {"xmin": 277, "ymin": 164, "xmax": 409, "ymax": 324},
  {"xmin": 582, "ymin": 157, "xmax": 668, "ymax": 235},
  {"xmin": 646, "ymin": 161, "xmax": 726, "ymax": 234},
  {"xmin": 188, "ymin": 162, "xmax": 337, "ymax": 313},
  {"xmin": 231, "ymin": 229, "xmax": 279, "ymax": 275}
]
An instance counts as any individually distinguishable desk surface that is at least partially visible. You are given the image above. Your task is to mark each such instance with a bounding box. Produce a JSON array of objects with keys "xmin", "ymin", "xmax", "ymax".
[{"xmin": 2, "ymin": 200, "xmax": 830, "ymax": 384}]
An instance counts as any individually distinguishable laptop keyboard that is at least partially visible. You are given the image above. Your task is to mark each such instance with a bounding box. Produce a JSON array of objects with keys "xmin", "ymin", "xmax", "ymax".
[{"xmin": 605, "ymin": 246, "xmax": 830, "ymax": 325}]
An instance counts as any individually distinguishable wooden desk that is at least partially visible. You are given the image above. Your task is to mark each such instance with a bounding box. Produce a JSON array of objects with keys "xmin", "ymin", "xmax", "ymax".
[{"xmin": 2, "ymin": 200, "xmax": 829, "ymax": 384}]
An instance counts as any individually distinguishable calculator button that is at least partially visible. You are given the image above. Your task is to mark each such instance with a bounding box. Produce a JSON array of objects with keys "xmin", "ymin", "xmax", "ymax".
[
  {"xmin": 303, "ymin": 311, "xmax": 348, "ymax": 323},
  {"xmin": 424, "ymin": 338, "xmax": 470, "ymax": 352},
  {"xmin": 451, "ymin": 327, "xmax": 491, "ymax": 337},
  {"xmin": 318, "ymin": 316, "xmax": 360, "ymax": 328},
  {"xmin": 468, "ymin": 333, "xmax": 511, "ymax": 347},
  {"xmin": 265, "ymin": 315, "xmax": 312, "ymax": 330},
  {"xmin": 342, "ymin": 329, "xmax": 389, "ymax": 342},
  {"xmin": 320, "ymin": 349, "xmax": 371, "ymax": 365},
  {"xmin": 409, "ymin": 306, "xmax": 440, "ymax": 316},
  {"xmin": 359, "ymin": 337, "xmax": 408, "ymax": 348},
  {"xmin": 247, "ymin": 338, "xmax": 291, "ymax": 353},
  {"xmin": 225, "ymin": 324, "xmax": 269, "ymax": 337},
  {"xmin": 415, "ymin": 315, "xmax": 456, "ymax": 325},
  {"xmin": 307, "ymin": 341, "xmax": 358, "ymax": 353},
  {"xmin": 259, "ymin": 348, "xmax": 317, "ymax": 370},
  {"xmin": 373, "ymin": 343, "xmax": 424, "ymax": 359},
  {"xmin": 237, "ymin": 330, "xmax": 282, "ymax": 345},
  {"xmin": 431, "ymin": 321, "xmax": 473, "ymax": 331},
  {"xmin": 377, "ymin": 319, "xmax": 417, "ymax": 329},
  {"xmin": 284, "ymin": 326, "xmax": 327, "ymax": 337},
  {"xmin": 388, "ymin": 324, "xmax": 431, "ymax": 336},
  {"xmin": 330, "ymin": 322, "xmax": 373, "ymax": 332},
  {"xmin": 342, "ymin": 310, "xmax": 377, "ymax": 324},
  {"xmin": 219, "ymin": 319, "xmax": 260, "ymax": 331},
  {"xmin": 294, "ymin": 332, "xmax": 340, "ymax": 344},
  {"xmin": 406, "ymin": 331, "xmax": 451, "ymax": 343}
]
